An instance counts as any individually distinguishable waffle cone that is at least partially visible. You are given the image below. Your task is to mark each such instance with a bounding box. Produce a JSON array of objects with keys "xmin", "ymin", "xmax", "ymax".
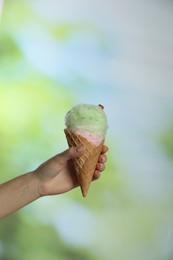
[{"xmin": 64, "ymin": 129, "xmax": 104, "ymax": 197}]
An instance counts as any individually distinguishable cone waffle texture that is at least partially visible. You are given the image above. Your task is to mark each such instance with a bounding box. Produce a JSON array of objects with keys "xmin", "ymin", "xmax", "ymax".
[{"xmin": 64, "ymin": 129, "xmax": 104, "ymax": 197}]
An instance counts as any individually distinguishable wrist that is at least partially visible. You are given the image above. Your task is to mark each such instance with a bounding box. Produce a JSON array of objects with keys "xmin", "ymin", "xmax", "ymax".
[
  {"xmin": 28, "ymin": 171, "xmax": 42, "ymax": 199},
  {"xmin": 31, "ymin": 170, "xmax": 49, "ymax": 197},
  {"xmin": 0, "ymin": 172, "xmax": 41, "ymax": 220}
]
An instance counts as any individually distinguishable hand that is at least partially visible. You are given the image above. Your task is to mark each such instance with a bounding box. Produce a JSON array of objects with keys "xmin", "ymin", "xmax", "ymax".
[{"xmin": 34, "ymin": 145, "xmax": 108, "ymax": 196}]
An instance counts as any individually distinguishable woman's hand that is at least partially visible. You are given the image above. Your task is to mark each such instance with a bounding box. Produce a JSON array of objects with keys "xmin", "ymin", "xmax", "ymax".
[
  {"xmin": 34, "ymin": 145, "xmax": 108, "ymax": 196},
  {"xmin": 0, "ymin": 145, "xmax": 108, "ymax": 220}
]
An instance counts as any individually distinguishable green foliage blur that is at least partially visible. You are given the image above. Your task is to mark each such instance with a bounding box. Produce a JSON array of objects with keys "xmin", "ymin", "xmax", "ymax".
[{"xmin": 0, "ymin": 1, "xmax": 117, "ymax": 259}]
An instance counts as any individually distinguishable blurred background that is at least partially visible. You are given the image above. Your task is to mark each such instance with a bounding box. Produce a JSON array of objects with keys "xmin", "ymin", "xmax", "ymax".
[{"xmin": 0, "ymin": 0, "xmax": 173, "ymax": 259}]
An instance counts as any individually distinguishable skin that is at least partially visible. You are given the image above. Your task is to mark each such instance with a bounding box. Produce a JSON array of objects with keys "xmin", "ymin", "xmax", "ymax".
[{"xmin": 0, "ymin": 145, "xmax": 108, "ymax": 220}]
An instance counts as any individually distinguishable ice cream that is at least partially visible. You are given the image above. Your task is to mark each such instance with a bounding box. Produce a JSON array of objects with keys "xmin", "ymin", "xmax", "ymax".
[
  {"xmin": 65, "ymin": 104, "xmax": 108, "ymax": 146},
  {"xmin": 64, "ymin": 104, "xmax": 108, "ymax": 197}
]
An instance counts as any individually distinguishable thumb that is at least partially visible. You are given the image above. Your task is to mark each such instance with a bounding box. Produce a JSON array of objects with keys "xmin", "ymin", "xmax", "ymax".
[{"xmin": 59, "ymin": 146, "xmax": 85, "ymax": 163}]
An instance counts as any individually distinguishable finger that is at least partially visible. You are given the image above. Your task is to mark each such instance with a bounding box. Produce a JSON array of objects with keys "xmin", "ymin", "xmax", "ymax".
[
  {"xmin": 98, "ymin": 154, "xmax": 107, "ymax": 163},
  {"xmin": 96, "ymin": 162, "xmax": 105, "ymax": 172},
  {"xmin": 101, "ymin": 145, "xmax": 108, "ymax": 154},
  {"xmin": 59, "ymin": 146, "xmax": 85, "ymax": 163},
  {"xmin": 93, "ymin": 170, "xmax": 101, "ymax": 180}
]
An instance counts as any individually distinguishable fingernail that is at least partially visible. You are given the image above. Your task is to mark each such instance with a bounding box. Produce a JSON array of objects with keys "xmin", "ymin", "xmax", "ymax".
[
  {"xmin": 100, "ymin": 157, "xmax": 104, "ymax": 163},
  {"xmin": 96, "ymin": 171, "xmax": 101, "ymax": 178},
  {"xmin": 76, "ymin": 146, "xmax": 85, "ymax": 153}
]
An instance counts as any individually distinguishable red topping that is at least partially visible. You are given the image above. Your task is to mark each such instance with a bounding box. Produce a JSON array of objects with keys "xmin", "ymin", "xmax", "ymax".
[{"xmin": 98, "ymin": 104, "xmax": 104, "ymax": 109}]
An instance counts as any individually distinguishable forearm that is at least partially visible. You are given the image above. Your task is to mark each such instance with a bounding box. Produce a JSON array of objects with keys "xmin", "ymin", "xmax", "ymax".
[{"xmin": 0, "ymin": 172, "xmax": 40, "ymax": 220}]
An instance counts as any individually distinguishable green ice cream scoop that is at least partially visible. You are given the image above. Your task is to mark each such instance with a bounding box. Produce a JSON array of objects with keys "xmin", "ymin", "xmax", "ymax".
[{"xmin": 65, "ymin": 104, "xmax": 108, "ymax": 138}]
